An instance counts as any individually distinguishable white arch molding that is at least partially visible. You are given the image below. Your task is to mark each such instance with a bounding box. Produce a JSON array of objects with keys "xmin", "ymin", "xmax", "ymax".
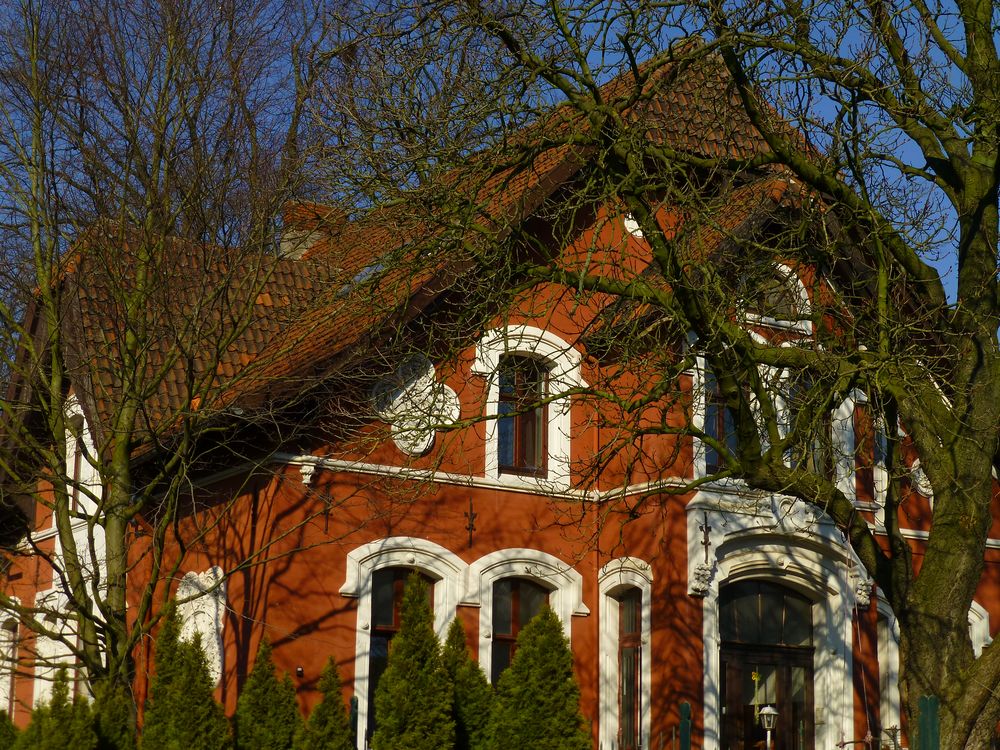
[
  {"xmin": 691, "ymin": 495, "xmax": 858, "ymax": 750},
  {"xmin": 341, "ymin": 537, "xmax": 469, "ymax": 750},
  {"xmin": 471, "ymin": 325, "xmax": 586, "ymax": 491},
  {"xmin": 598, "ymin": 558, "xmax": 652, "ymax": 750},
  {"xmin": 465, "ymin": 547, "xmax": 589, "ymax": 678}
]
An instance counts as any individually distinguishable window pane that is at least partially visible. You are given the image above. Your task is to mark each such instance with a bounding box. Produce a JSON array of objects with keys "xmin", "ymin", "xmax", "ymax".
[
  {"xmin": 493, "ymin": 579, "xmax": 513, "ymax": 635},
  {"xmin": 518, "ymin": 580, "xmax": 547, "ymax": 628},
  {"xmin": 497, "ymin": 356, "xmax": 548, "ymax": 475},
  {"xmin": 619, "ymin": 589, "xmax": 641, "ymax": 635},
  {"xmin": 620, "ymin": 645, "xmax": 639, "ymax": 748},
  {"xmin": 372, "ymin": 568, "xmax": 397, "ymax": 628},
  {"xmin": 783, "ymin": 594, "xmax": 813, "ymax": 647},
  {"xmin": 492, "ymin": 642, "xmax": 512, "ymax": 679},
  {"xmin": 497, "ymin": 406, "xmax": 515, "ymax": 468},
  {"xmin": 760, "ymin": 592, "xmax": 783, "ymax": 645}
]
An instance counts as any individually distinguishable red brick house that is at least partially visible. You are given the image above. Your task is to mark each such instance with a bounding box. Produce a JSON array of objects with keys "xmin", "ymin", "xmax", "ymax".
[{"xmin": 3, "ymin": 46, "xmax": 998, "ymax": 750}]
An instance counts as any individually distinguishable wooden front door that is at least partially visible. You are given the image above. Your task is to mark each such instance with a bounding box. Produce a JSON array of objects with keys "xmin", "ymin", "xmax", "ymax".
[
  {"xmin": 719, "ymin": 581, "xmax": 816, "ymax": 750},
  {"xmin": 720, "ymin": 645, "xmax": 815, "ymax": 750}
]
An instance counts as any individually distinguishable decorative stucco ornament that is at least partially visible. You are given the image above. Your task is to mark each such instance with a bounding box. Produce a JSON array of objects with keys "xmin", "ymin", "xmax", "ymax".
[
  {"xmin": 623, "ymin": 213, "xmax": 644, "ymax": 238},
  {"xmin": 910, "ymin": 460, "xmax": 934, "ymax": 498},
  {"xmin": 850, "ymin": 568, "xmax": 873, "ymax": 608},
  {"xmin": 372, "ymin": 354, "xmax": 460, "ymax": 455},
  {"xmin": 177, "ymin": 566, "xmax": 226, "ymax": 685},
  {"xmin": 689, "ymin": 562, "xmax": 714, "ymax": 597}
]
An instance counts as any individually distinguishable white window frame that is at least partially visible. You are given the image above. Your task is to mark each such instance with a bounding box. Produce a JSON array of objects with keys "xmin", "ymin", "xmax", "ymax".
[
  {"xmin": 340, "ymin": 537, "xmax": 468, "ymax": 750},
  {"xmin": 843, "ymin": 390, "xmax": 888, "ymax": 514},
  {"xmin": 471, "ymin": 326, "xmax": 585, "ymax": 491},
  {"xmin": 741, "ymin": 262, "xmax": 813, "ymax": 335},
  {"xmin": 465, "ymin": 548, "xmax": 588, "ymax": 680},
  {"xmin": 599, "ymin": 558, "xmax": 652, "ymax": 750},
  {"xmin": 0, "ymin": 602, "xmax": 18, "ymax": 717},
  {"xmin": 876, "ymin": 599, "xmax": 902, "ymax": 742}
]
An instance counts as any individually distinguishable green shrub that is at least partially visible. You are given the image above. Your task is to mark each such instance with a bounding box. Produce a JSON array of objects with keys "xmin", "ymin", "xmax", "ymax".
[
  {"xmin": 294, "ymin": 658, "xmax": 353, "ymax": 750},
  {"xmin": 93, "ymin": 678, "xmax": 137, "ymax": 750},
  {"xmin": 441, "ymin": 618, "xmax": 491, "ymax": 750},
  {"xmin": 234, "ymin": 639, "xmax": 301, "ymax": 750},
  {"xmin": 141, "ymin": 603, "xmax": 231, "ymax": 750},
  {"xmin": 485, "ymin": 607, "xmax": 590, "ymax": 750},
  {"xmin": 0, "ymin": 710, "xmax": 16, "ymax": 749},
  {"xmin": 15, "ymin": 668, "xmax": 97, "ymax": 750},
  {"xmin": 370, "ymin": 574, "xmax": 454, "ymax": 750}
]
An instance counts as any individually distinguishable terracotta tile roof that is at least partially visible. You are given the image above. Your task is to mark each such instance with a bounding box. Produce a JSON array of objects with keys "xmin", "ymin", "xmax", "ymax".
[
  {"xmin": 61, "ymin": 228, "xmax": 346, "ymax": 443},
  {"xmin": 59, "ymin": 41, "xmax": 789, "ymax": 442}
]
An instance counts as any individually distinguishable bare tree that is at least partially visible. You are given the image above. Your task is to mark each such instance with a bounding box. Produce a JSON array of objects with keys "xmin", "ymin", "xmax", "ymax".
[
  {"xmin": 0, "ymin": 0, "xmax": 342, "ymax": 730},
  {"xmin": 314, "ymin": 2, "xmax": 1000, "ymax": 747}
]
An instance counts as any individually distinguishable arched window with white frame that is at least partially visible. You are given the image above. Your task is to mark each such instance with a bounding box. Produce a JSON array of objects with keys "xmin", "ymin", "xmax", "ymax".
[
  {"xmin": 471, "ymin": 326, "xmax": 586, "ymax": 490},
  {"xmin": 466, "ymin": 548, "xmax": 588, "ymax": 683},
  {"xmin": 340, "ymin": 537, "xmax": 468, "ymax": 750},
  {"xmin": 599, "ymin": 558, "xmax": 652, "ymax": 750}
]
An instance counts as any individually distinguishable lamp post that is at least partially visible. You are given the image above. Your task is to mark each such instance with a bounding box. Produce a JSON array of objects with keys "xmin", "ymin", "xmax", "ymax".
[{"xmin": 759, "ymin": 705, "xmax": 778, "ymax": 750}]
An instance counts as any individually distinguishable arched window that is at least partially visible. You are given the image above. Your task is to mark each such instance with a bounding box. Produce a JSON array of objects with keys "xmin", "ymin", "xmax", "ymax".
[
  {"xmin": 468, "ymin": 548, "xmax": 588, "ymax": 683},
  {"xmin": 719, "ymin": 581, "xmax": 815, "ymax": 750},
  {"xmin": 599, "ymin": 559, "xmax": 652, "ymax": 750},
  {"xmin": 368, "ymin": 568, "xmax": 434, "ymax": 742},
  {"xmin": 741, "ymin": 263, "xmax": 812, "ymax": 333},
  {"xmin": 490, "ymin": 577, "xmax": 549, "ymax": 681},
  {"xmin": 497, "ymin": 356, "xmax": 548, "ymax": 476},
  {"xmin": 471, "ymin": 326, "xmax": 586, "ymax": 489},
  {"xmin": 340, "ymin": 537, "xmax": 467, "ymax": 750}
]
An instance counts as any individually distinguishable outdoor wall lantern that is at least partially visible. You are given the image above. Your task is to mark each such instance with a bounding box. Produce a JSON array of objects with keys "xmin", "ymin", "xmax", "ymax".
[{"xmin": 759, "ymin": 705, "xmax": 778, "ymax": 749}]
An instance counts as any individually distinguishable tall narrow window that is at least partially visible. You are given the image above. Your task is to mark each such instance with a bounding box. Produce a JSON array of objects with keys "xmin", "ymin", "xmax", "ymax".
[
  {"xmin": 855, "ymin": 403, "xmax": 887, "ymax": 508},
  {"xmin": 0, "ymin": 620, "xmax": 16, "ymax": 717},
  {"xmin": 67, "ymin": 414, "xmax": 86, "ymax": 514},
  {"xmin": 368, "ymin": 568, "xmax": 433, "ymax": 743},
  {"xmin": 497, "ymin": 357, "xmax": 547, "ymax": 476},
  {"xmin": 617, "ymin": 588, "xmax": 642, "ymax": 750},
  {"xmin": 786, "ymin": 381, "xmax": 834, "ymax": 479},
  {"xmin": 704, "ymin": 371, "xmax": 737, "ymax": 474},
  {"xmin": 491, "ymin": 578, "xmax": 548, "ymax": 682}
]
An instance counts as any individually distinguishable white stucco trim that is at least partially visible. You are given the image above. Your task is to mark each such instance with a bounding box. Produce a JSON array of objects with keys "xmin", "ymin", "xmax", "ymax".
[
  {"xmin": 844, "ymin": 390, "xmax": 888, "ymax": 513},
  {"xmin": 876, "ymin": 598, "xmax": 902, "ymax": 741},
  {"xmin": 341, "ymin": 537, "xmax": 468, "ymax": 750},
  {"xmin": 691, "ymin": 494, "xmax": 857, "ymax": 750},
  {"xmin": 29, "ymin": 590, "xmax": 76, "ymax": 707},
  {"xmin": 0, "ymin": 598, "xmax": 19, "ymax": 716},
  {"xmin": 969, "ymin": 600, "xmax": 993, "ymax": 657},
  {"xmin": 598, "ymin": 558, "xmax": 653, "ymax": 750},
  {"xmin": 471, "ymin": 325, "xmax": 586, "ymax": 492},
  {"xmin": 742, "ymin": 262, "xmax": 813, "ymax": 335},
  {"xmin": 465, "ymin": 548, "xmax": 588, "ymax": 678}
]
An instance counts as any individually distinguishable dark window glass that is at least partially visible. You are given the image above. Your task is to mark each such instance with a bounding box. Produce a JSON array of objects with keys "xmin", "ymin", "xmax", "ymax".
[
  {"xmin": 368, "ymin": 568, "xmax": 433, "ymax": 743},
  {"xmin": 617, "ymin": 589, "xmax": 642, "ymax": 750},
  {"xmin": 720, "ymin": 580, "xmax": 813, "ymax": 648},
  {"xmin": 742, "ymin": 267, "xmax": 801, "ymax": 323},
  {"xmin": 491, "ymin": 578, "xmax": 548, "ymax": 682},
  {"xmin": 497, "ymin": 357, "xmax": 547, "ymax": 476},
  {"xmin": 705, "ymin": 371, "xmax": 737, "ymax": 473}
]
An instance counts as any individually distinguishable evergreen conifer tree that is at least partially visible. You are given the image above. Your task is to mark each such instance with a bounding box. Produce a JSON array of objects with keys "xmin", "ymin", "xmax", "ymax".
[
  {"xmin": 370, "ymin": 574, "xmax": 454, "ymax": 750},
  {"xmin": 14, "ymin": 668, "xmax": 98, "ymax": 750},
  {"xmin": 234, "ymin": 639, "xmax": 302, "ymax": 750},
  {"xmin": 94, "ymin": 680, "xmax": 137, "ymax": 750},
  {"xmin": 141, "ymin": 603, "xmax": 231, "ymax": 750},
  {"xmin": 441, "ymin": 618, "xmax": 491, "ymax": 750},
  {"xmin": 0, "ymin": 711, "xmax": 17, "ymax": 749},
  {"xmin": 485, "ymin": 607, "xmax": 590, "ymax": 750},
  {"xmin": 293, "ymin": 658, "xmax": 353, "ymax": 750}
]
